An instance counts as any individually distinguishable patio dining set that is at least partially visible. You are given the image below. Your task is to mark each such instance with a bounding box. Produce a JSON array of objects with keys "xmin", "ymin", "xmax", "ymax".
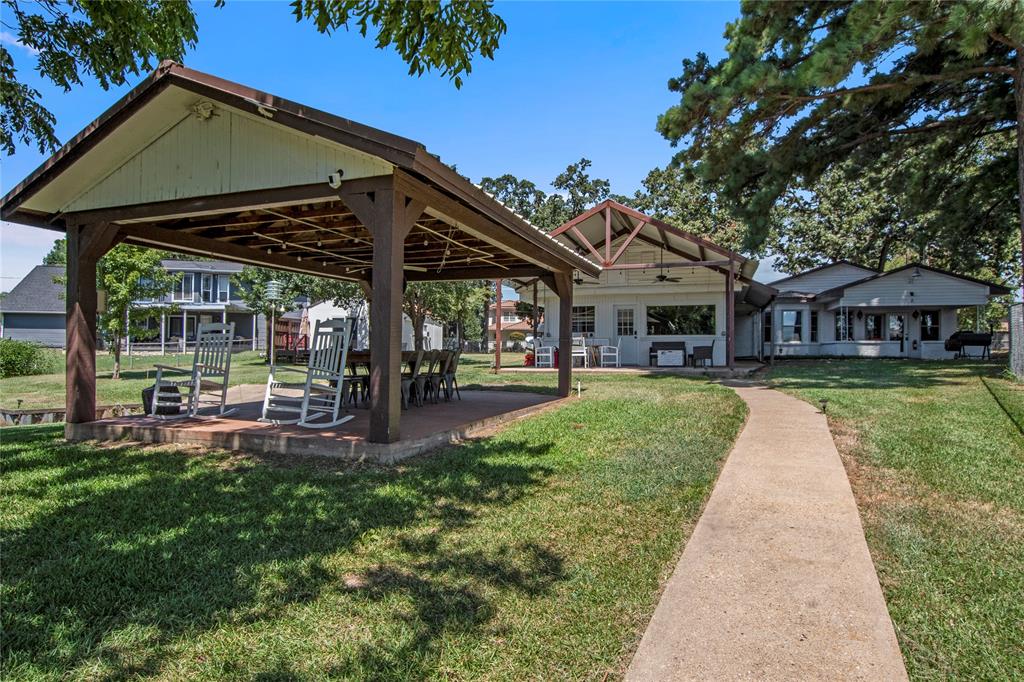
[
  {"xmin": 146, "ymin": 319, "xmax": 463, "ymax": 431},
  {"xmin": 532, "ymin": 336, "xmax": 717, "ymax": 368},
  {"xmin": 534, "ymin": 336, "xmax": 622, "ymax": 369}
]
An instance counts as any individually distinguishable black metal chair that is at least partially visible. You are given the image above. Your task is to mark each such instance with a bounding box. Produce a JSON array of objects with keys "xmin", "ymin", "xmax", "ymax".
[{"xmin": 692, "ymin": 339, "xmax": 716, "ymax": 367}]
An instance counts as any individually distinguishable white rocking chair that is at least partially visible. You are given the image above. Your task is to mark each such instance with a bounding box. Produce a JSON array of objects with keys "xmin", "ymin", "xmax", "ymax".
[
  {"xmin": 151, "ymin": 322, "xmax": 236, "ymax": 419},
  {"xmin": 260, "ymin": 318, "xmax": 353, "ymax": 429}
]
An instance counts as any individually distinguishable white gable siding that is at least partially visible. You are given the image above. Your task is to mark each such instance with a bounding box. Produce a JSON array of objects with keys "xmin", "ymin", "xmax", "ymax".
[
  {"xmin": 65, "ymin": 104, "xmax": 392, "ymax": 212},
  {"xmin": 840, "ymin": 269, "xmax": 989, "ymax": 308},
  {"xmin": 774, "ymin": 263, "xmax": 875, "ymax": 294}
]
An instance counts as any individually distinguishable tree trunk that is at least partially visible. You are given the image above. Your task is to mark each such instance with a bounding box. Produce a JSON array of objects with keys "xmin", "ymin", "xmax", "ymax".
[
  {"xmin": 1015, "ymin": 47, "xmax": 1024, "ymax": 299},
  {"xmin": 412, "ymin": 311, "xmax": 425, "ymax": 351},
  {"xmin": 876, "ymin": 233, "xmax": 893, "ymax": 273},
  {"xmin": 112, "ymin": 334, "xmax": 122, "ymax": 380}
]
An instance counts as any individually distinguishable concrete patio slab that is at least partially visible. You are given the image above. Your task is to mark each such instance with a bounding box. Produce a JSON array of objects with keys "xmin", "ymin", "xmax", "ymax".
[
  {"xmin": 626, "ymin": 382, "xmax": 907, "ymax": 681},
  {"xmin": 66, "ymin": 385, "xmax": 566, "ymax": 465}
]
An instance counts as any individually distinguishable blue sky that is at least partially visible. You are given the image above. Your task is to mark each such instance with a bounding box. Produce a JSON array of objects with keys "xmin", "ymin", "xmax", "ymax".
[{"xmin": 2, "ymin": 1, "xmax": 781, "ymax": 289}]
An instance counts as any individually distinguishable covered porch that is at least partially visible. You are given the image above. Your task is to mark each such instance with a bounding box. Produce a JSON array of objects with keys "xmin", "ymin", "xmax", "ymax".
[{"xmin": 0, "ymin": 62, "xmax": 599, "ymax": 447}]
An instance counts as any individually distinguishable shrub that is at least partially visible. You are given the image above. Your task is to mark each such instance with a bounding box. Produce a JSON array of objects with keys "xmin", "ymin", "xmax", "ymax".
[
  {"xmin": 0, "ymin": 339, "xmax": 63, "ymax": 379},
  {"xmin": 508, "ymin": 331, "xmax": 526, "ymax": 342}
]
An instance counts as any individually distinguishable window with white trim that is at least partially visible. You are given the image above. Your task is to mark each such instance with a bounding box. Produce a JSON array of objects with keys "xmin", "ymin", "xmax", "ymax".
[
  {"xmin": 920, "ymin": 309, "xmax": 940, "ymax": 341},
  {"xmin": 781, "ymin": 310, "xmax": 802, "ymax": 342},
  {"xmin": 571, "ymin": 306, "xmax": 595, "ymax": 334}
]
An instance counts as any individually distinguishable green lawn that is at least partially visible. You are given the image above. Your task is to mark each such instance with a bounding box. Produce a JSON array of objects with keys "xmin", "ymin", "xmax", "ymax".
[
  {"xmin": 0, "ymin": 351, "xmax": 276, "ymax": 410},
  {"xmin": 0, "ymin": 351, "xmax": 544, "ymax": 410},
  {"xmin": 1, "ymin": 367, "xmax": 746, "ymax": 680},
  {"xmin": 768, "ymin": 360, "xmax": 1024, "ymax": 680}
]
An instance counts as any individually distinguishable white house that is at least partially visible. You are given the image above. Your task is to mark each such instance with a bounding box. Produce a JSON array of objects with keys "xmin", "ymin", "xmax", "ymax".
[
  {"xmin": 521, "ymin": 200, "xmax": 773, "ymax": 367},
  {"xmin": 763, "ymin": 261, "xmax": 1011, "ymax": 360},
  {"xmin": 305, "ymin": 299, "xmax": 442, "ymax": 351},
  {"xmin": 514, "ymin": 201, "xmax": 1010, "ymax": 366}
]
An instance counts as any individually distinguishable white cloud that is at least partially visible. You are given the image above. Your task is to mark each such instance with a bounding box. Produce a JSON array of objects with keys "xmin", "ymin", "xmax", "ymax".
[{"xmin": 0, "ymin": 30, "xmax": 39, "ymax": 56}]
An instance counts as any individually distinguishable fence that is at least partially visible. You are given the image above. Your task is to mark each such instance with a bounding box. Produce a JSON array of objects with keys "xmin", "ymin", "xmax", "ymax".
[{"xmin": 1011, "ymin": 303, "xmax": 1024, "ymax": 380}]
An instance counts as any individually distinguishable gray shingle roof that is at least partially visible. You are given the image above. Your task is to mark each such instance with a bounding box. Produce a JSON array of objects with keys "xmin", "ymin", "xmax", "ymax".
[{"xmin": 0, "ymin": 265, "xmax": 65, "ymax": 313}]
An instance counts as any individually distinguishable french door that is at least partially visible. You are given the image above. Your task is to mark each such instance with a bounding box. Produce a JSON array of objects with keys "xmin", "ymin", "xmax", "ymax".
[{"xmin": 613, "ymin": 305, "xmax": 639, "ymax": 365}]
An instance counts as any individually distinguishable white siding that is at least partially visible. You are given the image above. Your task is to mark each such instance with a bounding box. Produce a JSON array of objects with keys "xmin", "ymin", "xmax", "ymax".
[
  {"xmin": 537, "ymin": 266, "xmax": 729, "ymax": 366},
  {"xmin": 840, "ymin": 269, "xmax": 989, "ymax": 308},
  {"xmin": 65, "ymin": 105, "xmax": 392, "ymax": 212},
  {"xmin": 773, "ymin": 263, "xmax": 876, "ymax": 294}
]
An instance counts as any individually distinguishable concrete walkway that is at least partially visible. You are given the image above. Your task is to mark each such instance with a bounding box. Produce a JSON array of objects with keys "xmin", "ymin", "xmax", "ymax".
[{"xmin": 626, "ymin": 383, "xmax": 907, "ymax": 681}]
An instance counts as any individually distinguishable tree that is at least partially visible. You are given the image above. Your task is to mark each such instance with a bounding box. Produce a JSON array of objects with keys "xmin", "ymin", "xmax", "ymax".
[
  {"xmin": 771, "ymin": 162, "xmax": 922, "ymax": 274},
  {"xmin": 657, "ymin": 2, "xmax": 1023, "ymax": 292},
  {"xmin": 480, "ymin": 158, "xmax": 611, "ymax": 230},
  {"xmin": 42, "ymin": 238, "xmax": 66, "ymax": 265},
  {"xmin": 96, "ymin": 245, "xmax": 178, "ymax": 379},
  {"xmin": 232, "ymin": 267, "xmax": 361, "ymax": 352},
  {"xmin": 421, "ymin": 280, "xmax": 489, "ymax": 348},
  {"xmin": 3, "ymin": 0, "xmax": 506, "ymax": 154},
  {"xmin": 615, "ymin": 166, "xmax": 754, "ymax": 253}
]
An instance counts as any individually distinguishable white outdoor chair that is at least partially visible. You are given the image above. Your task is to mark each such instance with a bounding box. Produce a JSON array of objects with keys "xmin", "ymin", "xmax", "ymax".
[
  {"xmin": 571, "ymin": 336, "xmax": 589, "ymax": 368},
  {"xmin": 260, "ymin": 318, "xmax": 353, "ymax": 429},
  {"xmin": 151, "ymin": 322, "xmax": 236, "ymax": 419},
  {"xmin": 535, "ymin": 345, "xmax": 555, "ymax": 368},
  {"xmin": 599, "ymin": 337, "xmax": 622, "ymax": 368}
]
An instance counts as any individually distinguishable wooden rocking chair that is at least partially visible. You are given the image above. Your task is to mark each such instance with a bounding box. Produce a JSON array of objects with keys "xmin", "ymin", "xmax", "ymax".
[
  {"xmin": 260, "ymin": 318, "xmax": 353, "ymax": 429},
  {"xmin": 151, "ymin": 322, "xmax": 236, "ymax": 419}
]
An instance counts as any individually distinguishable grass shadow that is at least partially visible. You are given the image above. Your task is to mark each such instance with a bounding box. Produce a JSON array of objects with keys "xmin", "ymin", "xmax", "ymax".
[{"xmin": 2, "ymin": 427, "xmax": 561, "ymax": 678}]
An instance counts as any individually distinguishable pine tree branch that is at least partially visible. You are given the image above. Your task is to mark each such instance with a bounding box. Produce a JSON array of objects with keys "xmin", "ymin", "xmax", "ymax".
[{"xmin": 782, "ymin": 66, "xmax": 1014, "ymax": 103}]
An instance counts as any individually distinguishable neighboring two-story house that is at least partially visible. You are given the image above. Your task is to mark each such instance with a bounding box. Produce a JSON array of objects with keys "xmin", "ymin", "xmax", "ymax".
[
  {"xmin": 487, "ymin": 299, "xmax": 537, "ymax": 350},
  {"xmin": 137, "ymin": 260, "xmax": 262, "ymax": 350},
  {"xmin": 1, "ymin": 260, "xmax": 266, "ymax": 350}
]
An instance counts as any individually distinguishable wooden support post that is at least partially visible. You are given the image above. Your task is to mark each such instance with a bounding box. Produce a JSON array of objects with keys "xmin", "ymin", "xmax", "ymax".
[
  {"xmin": 546, "ymin": 271, "xmax": 574, "ymax": 397},
  {"xmin": 341, "ymin": 178, "xmax": 424, "ymax": 443},
  {"xmin": 494, "ymin": 279, "xmax": 502, "ymax": 371},
  {"xmin": 532, "ymin": 281, "xmax": 539, "ymax": 345},
  {"xmin": 65, "ymin": 222, "xmax": 120, "ymax": 426},
  {"xmin": 726, "ymin": 260, "xmax": 735, "ymax": 369}
]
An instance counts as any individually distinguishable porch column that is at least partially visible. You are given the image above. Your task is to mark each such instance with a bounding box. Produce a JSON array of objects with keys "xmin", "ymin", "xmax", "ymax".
[
  {"xmin": 726, "ymin": 261, "xmax": 735, "ymax": 368},
  {"xmin": 546, "ymin": 271, "xmax": 573, "ymax": 397},
  {"xmin": 160, "ymin": 312, "xmax": 166, "ymax": 354},
  {"xmin": 65, "ymin": 222, "xmax": 120, "ymax": 425},
  {"xmin": 252, "ymin": 313, "xmax": 257, "ymax": 351},
  {"xmin": 532, "ymin": 281, "xmax": 539, "ymax": 346},
  {"xmin": 769, "ymin": 299, "xmax": 777, "ymax": 366},
  {"xmin": 342, "ymin": 178, "xmax": 425, "ymax": 443},
  {"xmin": 494, "ymin": 278, "xmax": 503, "ymax": 371}
]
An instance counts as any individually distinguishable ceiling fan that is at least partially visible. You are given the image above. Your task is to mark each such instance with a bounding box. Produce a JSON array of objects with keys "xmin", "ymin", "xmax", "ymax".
[{"xmin": 647, "ymin": 252, "xmax": 682, "ymax": 283}]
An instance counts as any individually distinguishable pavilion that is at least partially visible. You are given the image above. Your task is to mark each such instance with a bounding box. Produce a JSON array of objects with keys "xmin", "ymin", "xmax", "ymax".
[{"xmin": 0, "ymin": 62, "xmax": 599, "ymax": 444}]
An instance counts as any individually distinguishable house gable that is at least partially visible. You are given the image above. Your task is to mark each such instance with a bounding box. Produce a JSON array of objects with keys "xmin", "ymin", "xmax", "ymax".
[
  {"xmin": 838, "ymin": 267, "xmax": 991, "ymax": 308},
  {"xmin": 771, "ymin": 261, "xmax": 877, "ymax": 295}
]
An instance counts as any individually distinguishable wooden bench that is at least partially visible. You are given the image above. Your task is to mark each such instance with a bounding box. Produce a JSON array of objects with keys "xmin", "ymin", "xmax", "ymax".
[{"xmin": 649, "ymin": 341, "xmax": 687, "ymax": 367}]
